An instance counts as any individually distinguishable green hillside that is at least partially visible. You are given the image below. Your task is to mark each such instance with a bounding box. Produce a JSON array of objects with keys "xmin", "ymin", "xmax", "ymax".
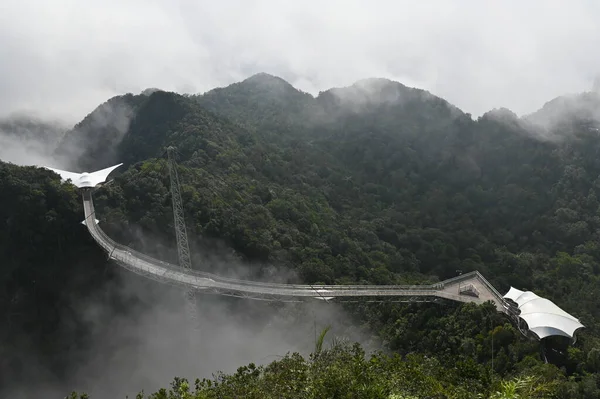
[
  {"xmin": 3, "ymin": 74, "xmax": 600, "ymax": 397},
  {"xmin": 0, "ymin": 163, "xmax": 117, "ymax": 389}
]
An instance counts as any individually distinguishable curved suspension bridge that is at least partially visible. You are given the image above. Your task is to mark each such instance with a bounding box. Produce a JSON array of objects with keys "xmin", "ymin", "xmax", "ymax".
[
  {"xmin": 46, "ymin": 153, "xmax": 585, "ymax": 345},
  {"xmin": 81, "ymin": 188, "xmax": 510, "ymax": 313}
]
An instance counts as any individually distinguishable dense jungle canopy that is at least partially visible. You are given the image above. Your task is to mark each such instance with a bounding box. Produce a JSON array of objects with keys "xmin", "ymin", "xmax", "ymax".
[{"xmin": 2, "ymin": 73, "xmax": 600, "ymax": 397}]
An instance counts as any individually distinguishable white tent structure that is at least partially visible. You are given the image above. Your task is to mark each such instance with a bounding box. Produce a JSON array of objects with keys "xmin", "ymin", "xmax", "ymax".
[
  {"xmin": 44, "ymin": 163, "xmax": 123, "ymax": 188},
  {"xmin": 503, "ymin": 287, "xmax": 584, "ymax": 341}
]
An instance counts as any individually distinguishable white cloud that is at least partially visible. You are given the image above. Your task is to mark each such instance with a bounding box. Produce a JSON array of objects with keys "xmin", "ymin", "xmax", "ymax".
[{"xmin": 0, "ymin": 0, "xmax": 599, "ymax": 123}]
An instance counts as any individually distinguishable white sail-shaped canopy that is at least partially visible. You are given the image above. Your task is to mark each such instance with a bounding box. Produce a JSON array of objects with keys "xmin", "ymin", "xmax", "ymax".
[
  {"xmin": 44, "ymin": 164, "xmax": 123, "ymax": 188},
  {"xmin": 503, "ymin": 287, "xmax": 584, "ymax": 340}
]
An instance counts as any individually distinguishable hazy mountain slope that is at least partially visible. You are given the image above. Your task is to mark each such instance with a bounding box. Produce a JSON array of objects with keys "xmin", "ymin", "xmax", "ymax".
[
  {"xmin": 5, "ymin": 74, "xmax": 600, "ymax": 397},
  {"xmin": 54, "ymin": 93, "xmax": 148, "ymax": 171},
  {"xmin": 0, "ymin": 116, "xmax": 67, "ymax": 166},
  {"xmin": 195, "ymin": 73, "xmax": 322, "ymax": 135},
  {"xmin": 524, "ymin": 91, "xmax": 600, "ymax": 136},
  {"xmin": 0, "ymin": 162, "xmax": 118, "ymax": 388},
  {"xmin": 54, "ymin": 90, "xmax": 254, "ymax": 174},
  {"xmin": 0, "ymin": 116, "xmax": 66, "ymax": 146},
  {"xmin": 66, "ymin": 74, "xmax": 600, "ymax": 286},
  {"xmin": 115, "ymin": 90, "xmax": 254, "ymax": 169}
]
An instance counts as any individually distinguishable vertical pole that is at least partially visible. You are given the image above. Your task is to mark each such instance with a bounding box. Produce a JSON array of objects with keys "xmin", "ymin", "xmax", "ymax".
[
  {"xmin": 166, "ymin": 146, "xmax": 201, "ymax": 336},
  {"xmin": 166, "ymin": 147, "xmax": 193, "ymax": 273}
]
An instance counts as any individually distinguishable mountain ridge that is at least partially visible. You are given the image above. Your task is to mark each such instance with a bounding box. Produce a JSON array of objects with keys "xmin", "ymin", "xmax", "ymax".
[
  {"xmin": 4, "ymin": 72, "xmax": 597, "ymax": 167},
  {"xmin": 5, "ymin": 71, "xmax": 600, "ymax": 397}
]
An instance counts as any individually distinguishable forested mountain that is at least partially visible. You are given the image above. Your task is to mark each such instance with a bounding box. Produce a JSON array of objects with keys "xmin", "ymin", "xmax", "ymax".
[
  {"xmin": 3, "ymin": 74, "xmax": 600, "ymax": 397},
  {"xmin": 525, "ymin": 91, "xmax": 600, "ymax": 134},
  {"xmin": 0, "ymin": 163, "xmax": 117, "ymax": 388}
]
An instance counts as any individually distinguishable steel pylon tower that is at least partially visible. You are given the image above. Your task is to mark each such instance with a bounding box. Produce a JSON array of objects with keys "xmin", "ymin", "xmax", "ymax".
[{"xmin": 166, "ymin": 146, "xmax": 200, "ymax": 334}]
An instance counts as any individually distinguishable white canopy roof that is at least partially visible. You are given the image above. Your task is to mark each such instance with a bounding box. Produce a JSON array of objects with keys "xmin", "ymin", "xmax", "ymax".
[
  {"xmin": 503, "ymin": 287, "xmax": 584, "ymax": 340},
  {"xmin": 45, "ymin": 163, "xmax": 123, "ymax": 188}
]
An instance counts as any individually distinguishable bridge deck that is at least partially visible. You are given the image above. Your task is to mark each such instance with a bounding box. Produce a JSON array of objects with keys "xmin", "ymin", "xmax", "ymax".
[{"xmin": 81, "ymin": 189, "xmax": 508, "ymax": 313}]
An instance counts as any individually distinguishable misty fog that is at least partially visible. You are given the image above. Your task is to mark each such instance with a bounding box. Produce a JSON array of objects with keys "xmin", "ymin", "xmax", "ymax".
[
  {"xmin": 0, "ymin": 107, "xmax": 379, "ymax": 397},
  {"xmin": 1, "ymin": 0, "xmax": 600, "ymax": 123},
  {"xmin": 2, "ymin": 1, "xmax": 600, "ymax": 397},
  {"xmin": 5, "ymin": 271, "xmax": 373, "ymax": 399},
  {"xmin": 2, "ymin": 268, "xmax": 375, "ymax": 398},
  {"xmin": 0, "ymin": 178, "xmax": 378, "ymax": 399}
]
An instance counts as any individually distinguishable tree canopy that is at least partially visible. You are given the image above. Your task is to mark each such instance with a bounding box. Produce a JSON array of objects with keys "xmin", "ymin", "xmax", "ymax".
[{"xmin": 2, "ymin": 73, "xmax": 600, "ymax": 397}]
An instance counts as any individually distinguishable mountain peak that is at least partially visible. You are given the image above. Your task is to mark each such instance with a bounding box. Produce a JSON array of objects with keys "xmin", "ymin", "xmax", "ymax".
[
  {"xmin": 316, "ymin": 77, "xmax": 459, "ymax": 118},
  {"xmin": 352, "ymin": 77, "xmax": 404, "ymax": 89},
  {"xmin": 326, "ymin": 77, "xmax": 406, "ymax": 94},
  {"xmin": 141, "ymin": 87, "xmax": 163, "ymax": 96},
  {"xmin": 245, "ymin": 72, "xmax": 286, "ymax": 82},
  {"xmin": 525, "ymin": 91, "xmax": 600, "ymax": 130},
  {"xmin": 481, "ymin": 107, "xmax": 519, "ymax": 121},
  {"xmin": 199, "ymin": 73, "xmax": 305, "ymax": 103},
  {"xmin": 241, "ymin": 73, "xmax": 297, "ymax": 92}
]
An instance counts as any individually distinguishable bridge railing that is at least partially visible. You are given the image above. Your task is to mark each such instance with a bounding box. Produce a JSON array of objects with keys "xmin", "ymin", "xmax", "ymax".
[
  {"xmin": 474, "ymin": 271, "xmax": 507, "ymax": 305},
  {"xmin": 438, "ymin": 271, "xmax": 480, "ymax": 286},
  {"xmin": 89, "ymin": 222, "xmax": 479, "ymax": 293},
  {"xmin": 107, "ymin": 247, "xmax": 447, "ymax": 298},
  {"xmin": 82, "ymin": 193, "xmax": 508, "ymax": 301},
  {"xmin": 84, "ymin": 201, "xmax": 447, "ymax": 292},
  {"xmin": 435, "ymin": 270, "xmax": 507, "ymax": 306}
]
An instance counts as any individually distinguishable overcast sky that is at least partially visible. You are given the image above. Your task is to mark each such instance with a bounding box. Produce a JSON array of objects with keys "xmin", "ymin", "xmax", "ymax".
[{"xmin": 1, "ymin": 0, "xmax": 599, "ymax": 123}]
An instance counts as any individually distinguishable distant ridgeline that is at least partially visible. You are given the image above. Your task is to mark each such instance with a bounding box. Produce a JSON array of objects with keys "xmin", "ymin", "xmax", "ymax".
[{"xmin": 3, "ymin": 73, "xmax": 600, "ymax": 395}]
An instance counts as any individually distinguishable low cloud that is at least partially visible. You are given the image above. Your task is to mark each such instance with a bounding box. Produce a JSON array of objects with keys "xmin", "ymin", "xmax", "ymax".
[
  {"xmin": 1, "ymin": 0, "xmax": 599, "ymax": 124},
  {"xmin": 2, "ymin": 262, "xmax": 374, "ymax": 398},
  {"xmin": 0, "ymin": 116, "xmax": 67, "ymax": 167},
  {"xmin": 1, "ymin": 205, "xmax": 377, "ymax": 398}
]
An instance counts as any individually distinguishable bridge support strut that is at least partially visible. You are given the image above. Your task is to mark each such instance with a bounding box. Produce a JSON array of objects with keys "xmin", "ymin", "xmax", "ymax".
[{"xmin": 166, "ymin": 147, "xmax": 201, "ymax": 335}]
